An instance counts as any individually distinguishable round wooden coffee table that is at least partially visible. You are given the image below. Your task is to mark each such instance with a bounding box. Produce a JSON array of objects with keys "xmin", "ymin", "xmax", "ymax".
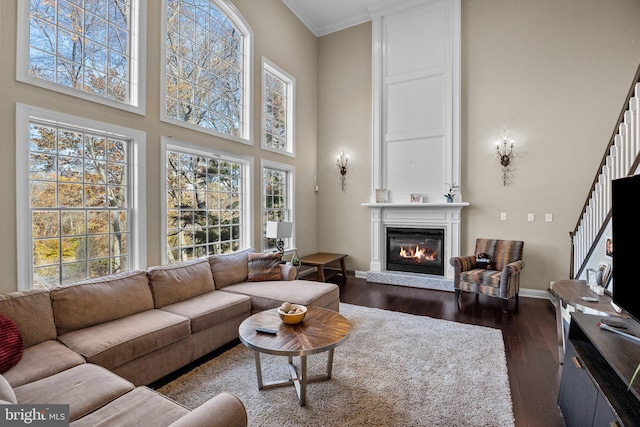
[{"xmin": 238, "ymin": 306, "xmax": 350, "ymax": 406}]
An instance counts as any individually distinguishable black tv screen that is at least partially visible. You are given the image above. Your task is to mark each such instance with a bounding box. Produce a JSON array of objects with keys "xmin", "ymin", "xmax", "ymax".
[{"xmin": 611, "ymin": 174, "xmax": 640, "ymax": 323}]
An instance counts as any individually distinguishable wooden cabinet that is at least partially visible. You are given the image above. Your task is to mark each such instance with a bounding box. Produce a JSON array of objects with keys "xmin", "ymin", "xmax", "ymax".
[{"xmin": 558, "ymin": 312, "xmax": 640, "ymax": 427}]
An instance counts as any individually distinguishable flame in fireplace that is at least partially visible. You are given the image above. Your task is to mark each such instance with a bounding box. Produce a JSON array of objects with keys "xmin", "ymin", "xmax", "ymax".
[{"xmin": 399, "ymin": 245, "xmax": 437, "ymax": 261}]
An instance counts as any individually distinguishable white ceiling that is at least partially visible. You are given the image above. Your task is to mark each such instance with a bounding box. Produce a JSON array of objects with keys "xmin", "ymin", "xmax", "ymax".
[{"xmin": 281, "ymin": 0, "xmax": 381, "ymax": 36}]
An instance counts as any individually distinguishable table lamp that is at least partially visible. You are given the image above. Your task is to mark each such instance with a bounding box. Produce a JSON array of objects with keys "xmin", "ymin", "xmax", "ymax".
[{"xmin": 266, "ymin": 221, "xmax": 293, "ymax": 257}]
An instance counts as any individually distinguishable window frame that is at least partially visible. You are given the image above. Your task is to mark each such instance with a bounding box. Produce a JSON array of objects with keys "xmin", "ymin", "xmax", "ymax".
[
  {"xmin": 261, "ymin": 159, "xmax": 295, "ymax": 253},
  {"xmin": 16, "ymin": 0, "xmax": 147, "ymax": 115},
  {"xmin": 160, "ymin": 0, "xmax": 254, "ymax": 145},
  {"xmin": 16, "ymin": 103, "xmax": 147, "ymax": 290},
  {"xmin": 261, "ymin": 57, "xmax": 296, "ymax": 157},
  {"xmin": 160, "ymin": 136, "xmax": 254, "ymax": 265}
]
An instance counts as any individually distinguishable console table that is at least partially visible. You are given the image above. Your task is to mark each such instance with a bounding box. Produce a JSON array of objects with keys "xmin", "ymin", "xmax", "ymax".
[{"xmin": 550, "ymin": 279, "xmax": 628, "ymax": 364}]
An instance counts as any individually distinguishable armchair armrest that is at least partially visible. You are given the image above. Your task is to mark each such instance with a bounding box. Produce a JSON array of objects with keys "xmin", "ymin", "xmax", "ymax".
[
  {"xmin": 168, "ymin": 392, "xmax": 247, "ymax": 427},
  {"xmin": 503, "ymin": 260, "xmax": 525, "ymax": 275},
  {"xmin": 449, "ymin": 255, "xmax": 477, "ymax": 272}
]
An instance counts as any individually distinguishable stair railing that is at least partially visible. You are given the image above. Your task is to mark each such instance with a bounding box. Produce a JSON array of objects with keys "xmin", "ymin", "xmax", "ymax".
[{"xmin": 570, "ymin": 64, "xmax": 640, "ymax": 279}]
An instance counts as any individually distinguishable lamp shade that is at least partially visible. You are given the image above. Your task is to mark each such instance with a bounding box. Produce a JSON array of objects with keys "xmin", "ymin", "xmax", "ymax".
[{"xmin": 266, "ymin": 221, "xmax": 293, "ymax": 239}]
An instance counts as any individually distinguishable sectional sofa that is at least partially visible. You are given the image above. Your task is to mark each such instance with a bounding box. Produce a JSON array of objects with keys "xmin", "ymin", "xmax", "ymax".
[{"xmin": 0, "ymin": 248, "xmax": 340, "ymax": 426}]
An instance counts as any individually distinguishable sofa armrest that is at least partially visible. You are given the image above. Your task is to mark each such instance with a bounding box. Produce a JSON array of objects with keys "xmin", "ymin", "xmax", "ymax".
[
  {"xmin": 168, "ymin": 392, "xmax": 247, "ymax": 427},
  {"xmin": 279, "ymin": 263, "xmax": 297, "ymax": 281},
  {"xmin": 449, "ymin": 255, "xmax": 477, "ymax": 272}
]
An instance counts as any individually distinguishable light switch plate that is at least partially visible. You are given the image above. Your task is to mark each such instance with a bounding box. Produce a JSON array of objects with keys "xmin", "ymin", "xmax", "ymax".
[
  {"xmin": 528, "ymin": 213, "xmax": 535, "ymax": 222},
  {"xmin": 501, "ymin": 212, "xmax": 507, "ymax": 221},
  {"xmin": 546, "ymin": 213, "xmax": 553, "ymax": 222}
]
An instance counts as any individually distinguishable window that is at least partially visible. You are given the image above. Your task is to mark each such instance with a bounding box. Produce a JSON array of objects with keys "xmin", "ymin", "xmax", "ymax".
[
  {"xmin": 262, "ymin": 58, "xmax": 295, "ymax": 156},
  {"xmin": 16, "ymin": 104, "xmax": 146, "ymax": 290},
  {"xmin": 262, "ymin": 161, "xmax": 294, "ymax": 252},
  {"xmin": 18, "ymin": 0, "xmax": 146, "ymax": 113},
  {"xmin": 163, "ymin": 0, "xmax": 253, "ymax": 143},
  {"xmin": 162, "ymin": 139, "xmax": 252, "ymax": 263}
]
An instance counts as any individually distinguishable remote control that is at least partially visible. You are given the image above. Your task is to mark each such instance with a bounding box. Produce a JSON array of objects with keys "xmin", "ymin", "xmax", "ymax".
[
  {"xmin": 255, "ymin": 327, "xmax": 277, "ymax": 335},
  {"xmin": 600, "ymin": 318, "xmax": 627, "ymax": 329},
  {"xmin": 581, "ymin": 296, "xmax": 599, "ymax": 302}
]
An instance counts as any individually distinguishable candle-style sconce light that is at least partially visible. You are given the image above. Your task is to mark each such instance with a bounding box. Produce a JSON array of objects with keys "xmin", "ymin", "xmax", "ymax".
[
  {"xmin": 336, "ymin": 149, "xmax": 349, "ymax": 191},
  {"xmin": 496, "ymin": 130, "xmax": 515, "ymax": 186}
]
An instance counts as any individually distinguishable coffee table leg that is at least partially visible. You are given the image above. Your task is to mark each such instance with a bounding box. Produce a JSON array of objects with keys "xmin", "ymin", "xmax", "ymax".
[
  {"xmin": 299, "ymin": 355, "xmax": 307, "ymax": 406},
  {"xmin": 253, "ymin": 351, "xmax": 264, "ymax": 389},
  {"xmin": 326, "ymin": 349, "xmax": 335, "ymax": 379}
]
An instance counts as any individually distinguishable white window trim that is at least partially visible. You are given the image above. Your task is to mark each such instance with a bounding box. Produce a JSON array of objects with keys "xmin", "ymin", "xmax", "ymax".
[
  {"xmin": 16, "ymin": 0, "xmax": 148, "ymax": 115},
  {"xmin": 261, "ymin": 159, "xmax": 295, "ymax": 253},
  {"xmin": 160, "ymin": 136, "xmax": 254, "ymax": 265},
  {"xmin": 261, "ymin": 57, "xmax": 296, "ymax": 157},
  {"xmin": 160, "ymin": 0, "xmax": 254, "ymax": 145},
  {"xmin": 16, "ymin": 103, "xmax": 147, "ymax": 291}
]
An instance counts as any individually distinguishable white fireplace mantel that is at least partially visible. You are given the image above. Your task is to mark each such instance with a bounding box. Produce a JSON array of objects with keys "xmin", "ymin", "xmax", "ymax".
[{"xmin": 363, "ymin": 202, "xmax": 469, "ymax": 291}]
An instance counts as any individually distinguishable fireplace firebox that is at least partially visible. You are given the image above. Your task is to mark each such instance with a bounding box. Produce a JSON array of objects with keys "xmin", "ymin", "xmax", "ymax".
[{"xmin": 386, "ymin": 227, "xmax": 445, "ymax": 275}]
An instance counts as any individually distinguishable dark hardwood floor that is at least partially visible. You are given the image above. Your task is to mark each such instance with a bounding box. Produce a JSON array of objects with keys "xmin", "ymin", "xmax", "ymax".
[{"xmin": 336, "ymin": 276, "xmax": 565, "ymax": 427}]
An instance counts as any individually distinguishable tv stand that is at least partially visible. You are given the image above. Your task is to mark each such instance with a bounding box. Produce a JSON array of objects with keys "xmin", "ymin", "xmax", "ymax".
[{"xmin": 558, "ymin": 312, "xmax": 640, "ymax": 426}]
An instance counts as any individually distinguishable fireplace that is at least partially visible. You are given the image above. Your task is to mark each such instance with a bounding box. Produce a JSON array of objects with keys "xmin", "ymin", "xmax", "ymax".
[{"xmin": 386, "ymin": 227, "xmax": 445, "ymax": 276}]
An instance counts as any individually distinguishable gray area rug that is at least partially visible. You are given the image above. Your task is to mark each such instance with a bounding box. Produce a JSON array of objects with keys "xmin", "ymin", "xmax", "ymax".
[{"xmin": 158, "ymin": 303, "xmax": 515, "ymax": 426}]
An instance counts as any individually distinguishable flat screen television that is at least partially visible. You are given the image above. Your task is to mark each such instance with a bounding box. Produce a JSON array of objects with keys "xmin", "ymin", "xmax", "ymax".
[{"xmin": 611, "ymin": 174, "xmax": 640, "ymax": 323}]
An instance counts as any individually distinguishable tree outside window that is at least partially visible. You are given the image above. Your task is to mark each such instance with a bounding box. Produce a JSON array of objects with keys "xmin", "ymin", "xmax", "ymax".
[
  {"xmin": 262, "ymin": 166, "xmax": 291, "ymax": 251},
  {"xmin": 29, "ymin": 121, "xmax": 130, "ymax": 288},
  {"xmin": 165, "ymin": 149, "xmax": 243, "ymax": 262},
  {"xmin": 28, "ymin": 0, "xmax": 132, "ymax": 104},
  {"xmin": 165, "ymin": 0, "xmax": 247, "ymax": 138},
  {"xmin": 262, "ymin": 59, "xmax": 295, "ymax": 155}
]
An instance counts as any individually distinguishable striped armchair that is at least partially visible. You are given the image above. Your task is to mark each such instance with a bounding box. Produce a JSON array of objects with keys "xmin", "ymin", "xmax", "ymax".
[{"xmin": 449, "ymin": 239, "xmax": 525, "ymax": 313}]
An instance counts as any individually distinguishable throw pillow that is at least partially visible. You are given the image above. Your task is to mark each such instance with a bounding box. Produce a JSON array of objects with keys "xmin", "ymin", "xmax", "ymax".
[
  {"xmin": 247, "ymin": 252, "xmax": 282, "ymax": 282},
  {"xmin": 0, "ymin": 314, "xmax": 24, "ymax": 374}
]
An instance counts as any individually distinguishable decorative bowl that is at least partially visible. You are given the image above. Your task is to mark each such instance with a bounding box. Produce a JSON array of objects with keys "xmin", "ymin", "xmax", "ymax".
[{"xmin": 277, "ymin": 304, "xmax": 307, "ymax": 324}]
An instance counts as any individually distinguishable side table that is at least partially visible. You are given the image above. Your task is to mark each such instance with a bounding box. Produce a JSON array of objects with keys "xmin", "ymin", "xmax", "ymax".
[{"xmin": 299, "ymin": 253, "xmax": 348, "ymax": 282}]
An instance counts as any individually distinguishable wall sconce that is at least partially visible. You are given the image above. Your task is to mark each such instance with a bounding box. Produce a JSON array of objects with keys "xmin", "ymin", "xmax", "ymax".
[
  {"xmin": 336, "ymin": 149, "xmax": 349, "ymax": 191},
  {"xmin": 496, "ymin": 130, "xmax": 515, "ymax": 186}
]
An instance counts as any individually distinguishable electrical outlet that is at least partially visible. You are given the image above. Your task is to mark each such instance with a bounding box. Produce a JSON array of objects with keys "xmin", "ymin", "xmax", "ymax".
[
  {"xmin": 528, "ymin": 213, "xmax": 535, "ymax": 222},
  {"xmin": 501, "ymin": 212, "xmax": 507, "ymax": 221},
  {"xmin": 546, "ymin": 213, "xmax": 553, "ymax": 222}
]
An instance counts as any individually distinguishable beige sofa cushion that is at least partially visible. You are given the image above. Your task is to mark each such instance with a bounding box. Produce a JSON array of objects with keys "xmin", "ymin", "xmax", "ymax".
[
  {"xmin": 51, "ymin": 270, "xmax": 153, "ymax": 335},
  {"xmin": 57, "ymin": 309, "xmax": 190, "ymax": 370},
  {"xmin": 160, "ymin": 290, "xmax": 251, "ymax": 334},
  {"xmin": 14, "ymin": 364, "xmax": 134, "ymax": 422},
  {"xmin": 208, "ymin": 248, "xmax": 255, "ymax": 289},
  {"xmin": 147, "ymin": 258, "xmax": 215, "ymax": 308},
  {"xmin": 2, "ymin": 340, "xmax": 85, "ymax": 388},
  {"xmin": 0, "ymin": 289, "xmax": 56, "ymax": 348},
  {"xmin": 71, "ymin": 386, "xmax": 189, "ymax": 427},
  {"xmin": 220, "ymin": 280, "xmax": 340, "ymax": 313},
  {"xmin": 0, "ymin": 374, "xmax": 17, "ymax": 404}
]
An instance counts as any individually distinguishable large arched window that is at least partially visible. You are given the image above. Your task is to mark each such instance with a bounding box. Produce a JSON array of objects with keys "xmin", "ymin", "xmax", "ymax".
[{"xmin": 162, "ymin": 0, "xmax": 253, "ymax": 144}]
